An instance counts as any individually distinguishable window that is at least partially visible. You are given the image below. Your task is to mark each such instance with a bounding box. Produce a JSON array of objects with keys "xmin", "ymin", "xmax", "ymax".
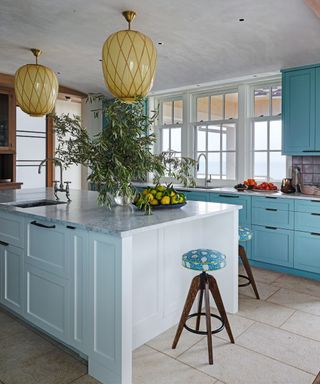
[
  {"xmin": 252, "ymin": 85, "xmax": 286, "ymax": 181},
  {"xmin": 195, "ymin": 92, "xmax": 238, "ymax": 180},
  {"xmin": 158, "ymin": 98, "xmax": 183, "ymax": 157}
]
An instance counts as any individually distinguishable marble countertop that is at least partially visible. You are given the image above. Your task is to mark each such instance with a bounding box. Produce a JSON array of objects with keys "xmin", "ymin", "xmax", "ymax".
[
  {"xmin": 133, "ymin": 183, "xmax": 320, "ymax": 201},
  {"xmin": 0, "ymin": 188, "xmax": 240, "ymax": 238}
]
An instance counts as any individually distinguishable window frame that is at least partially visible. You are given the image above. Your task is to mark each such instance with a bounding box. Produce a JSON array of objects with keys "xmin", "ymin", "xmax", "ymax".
[
  {"xmin": 192, "ymin": 89, "xmax": 239, "ymax": 182},
  {"xmin": 150, "ymin": 74, "xmax": 288, "ymax": 187},
  {"xmin": 250, "ymin": 82, "xmax": 287, "ymax": 182}
]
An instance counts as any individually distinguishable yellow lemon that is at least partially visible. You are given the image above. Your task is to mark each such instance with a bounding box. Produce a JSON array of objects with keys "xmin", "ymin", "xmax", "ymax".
[
  {"xmin": 171, "ymin": 195, "xmax": 180, "ymax": 204},
  {"xmin": 156, "ymin": 191, "xmax": 163, "ymax": 200},
  {"xmin": 151, "ymin": 189, "xmax": 157, "ymax": 196},
  {"xmin": 161, "ymin": 196, "xmax": 170, "ymax": 205},
  {"xmin": 146, "ymin": 193, "xmax": 154, "ymax": 202},
  {"xmin": 156, "ymin": 185, "xmax": 166, "ymax": 192},
  {"xmin": 150, "ymin": 199, "xmax": 159, "ymax": 206}
]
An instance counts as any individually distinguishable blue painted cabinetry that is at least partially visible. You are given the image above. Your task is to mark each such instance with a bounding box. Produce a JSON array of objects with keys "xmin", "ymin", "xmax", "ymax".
[
  {"xmin": 282, "ymin": 64, "xmax": 320, "ymax": 155},
  {"xmin": 294, "ymin": 199, "xmax": 320, "ymax": 274},
  {"xmin": 251, "ymin": 196, "xmax": 295, "ymax": 267},
  {"xmin": 210, "ymin": 193, "xmax": 251, "ymax": 225}
]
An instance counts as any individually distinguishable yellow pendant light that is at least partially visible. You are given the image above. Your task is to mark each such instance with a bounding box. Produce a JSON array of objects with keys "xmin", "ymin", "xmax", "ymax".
[
  {"xmin": 15, "ymin": 49, "xmax": 59, "ymax": 117},
  {"xmin": 102, "ymin": 10, "xmax": 157, "ymax": 102}
]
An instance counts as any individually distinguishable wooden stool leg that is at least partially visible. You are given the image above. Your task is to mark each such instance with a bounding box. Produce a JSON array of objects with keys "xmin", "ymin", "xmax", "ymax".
[
  {"xmin": 208, "ymin": 275, "xmax": 235, "ymax": 344},
  {"xmin": 172, "ymin": 275, "xmax": 200, "ymax": 349},
  {"xmin": 195, "ymin": 285, "xmax": 204, "ymax": 331},
  {"xmin": 204, "ymin": 278, "xmax": 213, "ymax": 364},
  {"xmin": 239, "ymin": 245, "xmax": 260, "ymax": 300}
]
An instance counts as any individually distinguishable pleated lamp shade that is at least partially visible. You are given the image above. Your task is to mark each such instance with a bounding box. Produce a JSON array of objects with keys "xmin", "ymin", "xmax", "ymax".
[
  {"xmin": 102, "ymin": 11, "xmax": 157, "ymax": 103},
  {"xmin": 15, "ymin": 50, "xmax": 59, "ymax": 117}
]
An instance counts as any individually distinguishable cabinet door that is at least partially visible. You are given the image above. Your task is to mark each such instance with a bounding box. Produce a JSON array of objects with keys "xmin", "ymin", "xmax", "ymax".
[
  {"xmin": 294, "ymin": 231, "xmax": 320, "ymax": 274},
  {"xmin": 0, "ymin": 89, "xmax": 15, "ymax": 151},
  {"xmin": 0, "ymin": 243, "xmax": 23, "ymax": 314},
  {"xmin": 282, "ymin": 68, "xmax": 316, "ymax": 154},
  {"xmin": 316, "ymin": 67, "xmax": 320, "ymax": 150},
  {"xmin": 252, "ymin": 225, "xmax": 293, "ymax": 267},
  {"xmin": 24, "ymin": 264, "xmax": 70, "ymax": 342}
]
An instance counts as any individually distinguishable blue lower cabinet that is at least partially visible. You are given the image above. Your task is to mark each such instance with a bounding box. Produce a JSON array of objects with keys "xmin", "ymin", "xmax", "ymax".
[
  {"xmin": 251, "ymin": 225, "xmax": 294, "ymax": 267},
  {"xmin": 210, "ymin": 193, "xmax": 251, "ymax": 225},
  {"xmin": 294, "ymin": 231, "xmax": 320, "ymax": 274},
  {"xmin": 184, "ymin": 191, "xmax": 209, "ymax": 202}
]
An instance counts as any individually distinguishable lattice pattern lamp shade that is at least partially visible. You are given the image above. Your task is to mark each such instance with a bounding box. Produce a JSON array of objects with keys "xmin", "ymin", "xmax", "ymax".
[
  {"xmin": 15, "ymin": 50, "xmax": 58, "ymax": 117},
  {"xmin": 102, "ymin": 11, "xmax": 157, "ymax": 102}
]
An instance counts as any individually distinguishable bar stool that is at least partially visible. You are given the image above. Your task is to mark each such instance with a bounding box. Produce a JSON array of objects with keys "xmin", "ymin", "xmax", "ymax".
[
  {"xmin": 239, "ymin": 227, "xmax": 260, "ymax": 299},
  {"xmin": 172, "ymin": 249, "xmax": 234, "ymax": 364}
]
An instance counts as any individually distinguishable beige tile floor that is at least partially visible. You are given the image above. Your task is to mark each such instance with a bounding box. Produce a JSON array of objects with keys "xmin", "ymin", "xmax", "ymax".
[{"xmin": 0, "ymin": 266, "xmax": 319, "ymax": 384}]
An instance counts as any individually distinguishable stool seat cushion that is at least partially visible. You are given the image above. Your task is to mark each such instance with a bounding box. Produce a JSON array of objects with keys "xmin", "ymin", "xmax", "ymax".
[
  {"xmin": 182, "ymin": 249, "xmax": 226, "ymax": 271},
  {"xmin": 239, "ymin": 226, "xmax": 253, "ymax": 242}
]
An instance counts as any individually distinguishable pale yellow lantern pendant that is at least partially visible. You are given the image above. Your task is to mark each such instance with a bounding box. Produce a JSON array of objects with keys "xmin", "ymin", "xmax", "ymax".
[
  {"xmin": 15, "ymin": 49, "xmax": 59, "ymax": 117},
  {"xmin": 102, "ymin": 10, "xmax": 157, "ymax": 102}
]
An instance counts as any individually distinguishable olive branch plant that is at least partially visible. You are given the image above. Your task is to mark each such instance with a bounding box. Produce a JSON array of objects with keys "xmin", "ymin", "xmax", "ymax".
[{"xmin": 53, "ymin": 97, "xmax": 196, "ymax": 208}]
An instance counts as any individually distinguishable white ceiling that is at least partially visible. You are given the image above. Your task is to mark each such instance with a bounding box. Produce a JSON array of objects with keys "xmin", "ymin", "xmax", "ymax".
[{"xmin": 0, "ymin": 0, "xmax": 320, "ymax": 96}]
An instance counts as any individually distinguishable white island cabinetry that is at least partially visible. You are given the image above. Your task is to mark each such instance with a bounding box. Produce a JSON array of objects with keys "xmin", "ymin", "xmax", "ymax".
[{"xmin": 0, "ymin": 189, "xmax": 240, "ymax": 384}]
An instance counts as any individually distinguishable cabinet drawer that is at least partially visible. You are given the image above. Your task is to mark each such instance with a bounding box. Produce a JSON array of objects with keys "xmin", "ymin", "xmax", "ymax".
[
  {"xmin": 252, "ymin": 196, "xmax": 294, "ymax": 211},
  {"xmin": 294, "ymin": 231, "xmax": 320, "ymax": 274},
  {"xmin": 295, "ymin": 199, "xmax": 320, "ymax": 214},
  {"xmin": 251, "ymin": 225, "xmax": 294, "ymax": 267},
  {"xmin": 184, "ymin": 191, "xmax": 209, "ymax": 202},
  {"xmin": 295, "ymin": 211, "xmax": 320, "ymax": 232},
  {"xmin": 252, "ymin": 207, "xmax": 294, "ymax": 229},
  {"xmin": 0, "ymin": 212, "xmax": 24, "ymax": 248},
  {"xmin": 26, "ymin": 219, "xmax": 68, "ymax": 278},
  {"xmin": 210, "ymin": 193, "xmax": 251, "ymax": 224}
]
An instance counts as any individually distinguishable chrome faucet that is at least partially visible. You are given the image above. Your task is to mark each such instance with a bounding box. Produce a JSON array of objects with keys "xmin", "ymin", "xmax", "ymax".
[
  {"xmin": 196, "ymin": 153, "xmax": 212, "ymax": 188},
  {"xmin": 38, "ymin": 158, "xmax": 71, "ymax": 201}
]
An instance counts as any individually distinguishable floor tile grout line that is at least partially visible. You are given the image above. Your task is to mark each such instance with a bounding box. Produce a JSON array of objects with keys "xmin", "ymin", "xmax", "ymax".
[
  {"xmin": 221, "ymin": 308, "xmax": 320, "ymax": 344},
  {"xmin": 239, "ymin": 285, "xmax": 281, "ymax": 301},
  {"xmin": 175, "ymin": 338, "xmax": 316, "ymax": 381},
  {"xmin": 232, "ymin": 337, "xmax": 319, "ymax": 377},
  {"xmin": 266, "ymin": 295, "xmax": 320, "ymax": 318},
  {"xmin": 144, "ymin": 344, "xmax": 220, "ymax": 382},
  {"xmin": 68, "ymin": 373, "xmax": 89, "ymax": 384}
]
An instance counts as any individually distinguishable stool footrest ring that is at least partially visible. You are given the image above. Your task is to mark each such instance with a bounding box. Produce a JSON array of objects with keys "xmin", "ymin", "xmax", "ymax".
[
  {"xmin": 183, "ymin": 313, "xmax": 225, "ymax": 335},
  {"xmin": 239, "ymin": 274, "xmax": 251, "ymax": 287}
]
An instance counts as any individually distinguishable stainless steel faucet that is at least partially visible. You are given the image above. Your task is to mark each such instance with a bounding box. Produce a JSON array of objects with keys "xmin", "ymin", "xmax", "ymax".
[
  {"xmin": 196, "ymin": 153, "xmax": 212, "ymax": 188},
  {"xmin": 38, "ymin": 158, "xmax": 71, "ymax": 201}
]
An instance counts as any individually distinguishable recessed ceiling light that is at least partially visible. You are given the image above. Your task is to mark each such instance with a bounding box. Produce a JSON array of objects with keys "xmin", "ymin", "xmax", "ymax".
[
  {"xmin": 157, "ymin": 42, "xmax": 163, "ymax": 45},
  {"xmin": 239, "ymin": 18, "xmax": 245, "ymax": 22},
  {"xmin": 99, "ymin": 59, "xmax": 102, "ymax": 62},
  {"xmin": 57, "ymin": 71, "xmax": 61, "ymax": 75}
]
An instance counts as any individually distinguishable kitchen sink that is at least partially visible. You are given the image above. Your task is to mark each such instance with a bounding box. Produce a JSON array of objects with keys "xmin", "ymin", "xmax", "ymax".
[{"xmin": 8, "ymin": 199, "xmax": 67, "ymax": 208}]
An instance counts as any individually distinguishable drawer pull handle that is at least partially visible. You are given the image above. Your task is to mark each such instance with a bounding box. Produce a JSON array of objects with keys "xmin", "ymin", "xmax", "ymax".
[
  {"xmin": 311, "ymin": 213, "xmax": 320, "ymax": 216},
  {"xmin": 265, "ymin": 196, "xmax": 277, "ymax": 199},
  {"xmin": 302, "ymin": 150, "xmax": 320, "ymax": 152},
  {"xmin": 66, "ymin": 225, "xmax": 76, "ymax": 230},
  {"xmin": 0, "ymin": 240, "xmax": 9, "ymax": 246},
  {"xmin": 219, "ymin": 194, "xmax": 239, "ymax": 198},
  {"xmin": 265, "ymin": 226, "xmax": 277, "ymax": 230},
  {"xmin": 266, "ymin": 208, "xmax": 278, "ymax": 212},
  {"xmin": 310, "ymin": 200, "xmax": 320, "ymax": 203},
  {"xmin": 311, "ymin": 232, "xmax": 320, "ymax": 236},
  {"xmin": 31, "ymin": 220, "xmax": 56, "ymax": 229}
]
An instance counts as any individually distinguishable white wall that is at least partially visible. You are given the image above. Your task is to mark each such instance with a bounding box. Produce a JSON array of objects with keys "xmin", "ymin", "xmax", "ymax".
[{"xmin": 55, "ymin": 100, "xmax": 82, "ymax": 189}]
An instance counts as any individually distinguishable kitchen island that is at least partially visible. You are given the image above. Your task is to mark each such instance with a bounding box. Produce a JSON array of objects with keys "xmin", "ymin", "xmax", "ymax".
[{"xmin": 0, "ymin": 188, "xmax": 240, "ymax": 384}]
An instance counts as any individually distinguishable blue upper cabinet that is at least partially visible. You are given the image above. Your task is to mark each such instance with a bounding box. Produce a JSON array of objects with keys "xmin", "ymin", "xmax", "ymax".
[
  {"xmin": 316, "ymin": 67, "xmax": 320, "ymax": 150},
  {"xmin": 282, "ymin": 66, "xmax": 317, "ymax": 155}
]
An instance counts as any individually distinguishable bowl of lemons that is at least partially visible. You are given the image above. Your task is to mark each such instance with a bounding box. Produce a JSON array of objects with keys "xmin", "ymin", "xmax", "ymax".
[{"xmin": 134, "ymin": 184, "xmax": 187, "ymax": 212}]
